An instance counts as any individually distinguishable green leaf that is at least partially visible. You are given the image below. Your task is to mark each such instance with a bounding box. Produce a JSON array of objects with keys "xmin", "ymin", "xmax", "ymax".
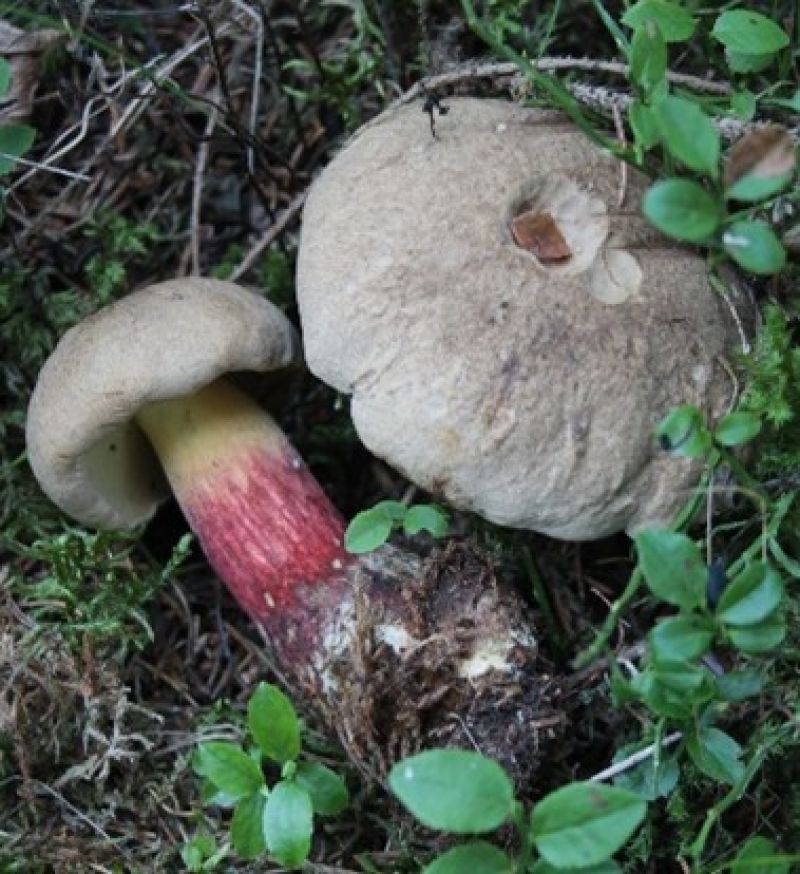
[
  {"xmin": 729, "ymin": 90, "xmax": 757, "ymax": 121},
  {"xmin": 231, "ymin": 792, "xmax": 267, "ymax": 860},
  {"xmin": 716, "ymin": 562, "xmax": 783, "ymax": 626},
  {"xmin": 715, "ymin": 669, "xmax": 764, "ymax": 702},
  {"xmin": 654, "ymin": 95, "xmax": 720, "ymax": 175},
  {"xmin": 248, "ymin": 683, "xmax": 301, "ymax": 764},
  {"xmin": 723, "ymin": 221, "xmax": 786, "ymax": 276},
  {"xmin": 630, "ymin": 670, "xmax": 694, "ymax": 719},
  {"xmin": 388, "ymin": 750, "xmax": 514, "ymax": 834},
  {"xmin": 727, "ymin": 172, "xmax": 793, "ymax": 204},
  {"xmin": 403, "ymin": 504, "xmax": 449, "ymax": 538},
  {"xmin": 727, "ymin": 122, "xmax": 798, "ymax": 207},
  {"xmin": 195, "ymin": 742, "xmax": 265, "ymax": 801},
  {"xmin": 263, "ymin": 780, "xmax": 313, "ymax": 869},
  {"xmin": 181, "ymin": 834, "xmax": 219, "ymax": 872},
  {"xmin": 635, "ymin": 529, "xmax": 707, "ymax": 610},
  {"xmin": 295, "ymin": 761, "xmax": 349, "ymax": 816},
  {"xmin": 686, "ymin": 726, "xmax": 744, "ymax": 785},
  {"xmin": 643, "ymin": 179, "xmax": 722, "ymax": 242},
  {"xmin": 423, "ymin": 842, "xmax": 513, "ymax": 874},
  {"xmin": 713, "ymin": 412, "xmax": 761, "ymax": 447},
  {"xmin": 0, "ymin": 124, "xmax": 36, "ymax": 176},
  {"xmin": 648, "ymin": 614, "xmax": 714, "ymax": 661},
  {"xmin": 372, "ymin": 500, "xmax": 408, "ymax": 521},
  {"xmin": 199, "ymin": 776, "xmax": 239, "ymax": 809},
  {"xmin": 345, "ymin": 507, "xmax": 395, "ymax": 554},
  {"xmin": 725, "ymin": 51, "xmax": 776, "ymax": 74},
  {"xmin": 649, "ymin": 658, "xmax": 714, "ymax": 703},
  {"xmin": 629, "ymin": 22, "xmax": 667, "ymax": 96},
  {"xmin": 621, "ymin": 0, "xmax": 696, "ymax": 42},
  {"xmin": 728, "ymin": 612, "xmax": 786, "ymax": 654},
  {"xmin": 629, "ymin": 100, "xmax": 660, "ymax": 151},
  {"xmin": 531, "ymin": 782, "xmax": 646, "ymax": 869},
  {"xmin": 531, "ymin": 860, "xmax": 622, "ymax": 874},
  {"xmin": 0, "ymin": 58, "xmax": 10, "ymax": 97},
  {"xmin": 731, "ymin": 836, "xmax": 790, "ymax": 874},
  {"xmin": 712, "ymin": 11, "xmax": 789, "ymax": 54},
  {"xmin": 655, "ymin": 405, "xmax": 711, "ymax": 459},
  {"xmin": 613, "ymin": 743, "xmax": 679, "ymax": 801}
]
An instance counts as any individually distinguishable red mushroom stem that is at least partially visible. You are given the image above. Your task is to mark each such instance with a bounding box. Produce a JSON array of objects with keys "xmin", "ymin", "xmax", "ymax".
[
  {"xmin": 135, "ymin": 377, "xmax": 546, "ymax": 783},
  {"xmin": 135, "ymin": 377, "xmax": 355, "ymax": 662}
]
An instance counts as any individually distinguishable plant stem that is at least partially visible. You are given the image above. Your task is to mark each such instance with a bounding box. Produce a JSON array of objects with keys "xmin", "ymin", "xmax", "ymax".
[
  {"xmin": 572, "ymin": 567, "xmax": 643, "ymax": 670},
  {"xmin": 686, "ymin": 746, "xmax": 767, "ymax": 867},
  {"xmin": 512, "ymin": 800, "xmax": 534, "ymax": 872},
  {"xmin": 572, "ymin": 467, "xmax": 713, "ymax": 670}
]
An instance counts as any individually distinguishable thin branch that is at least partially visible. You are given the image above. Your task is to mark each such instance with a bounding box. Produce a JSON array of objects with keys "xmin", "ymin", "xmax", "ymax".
[
  {"xmin": 230, "ymin": 189, "xmax": 307, "ymax": 281},
  {"xmin": 590, "ymin": 731, "xmax": 683, "ymax": 782},
  {"xmin": 394, "ymin": 60, "xmax": 798, "ymax": 143},
  {"xmin": 189, "ymin": 91, "xmax": 219, "ymax": 275},
  {"xmin": 397, "ymin": 57, "xmax": 732, "ymax": 109},
  {"xmin": 0, "ymin": 153, "xmax": 90, "ymax": 181}
]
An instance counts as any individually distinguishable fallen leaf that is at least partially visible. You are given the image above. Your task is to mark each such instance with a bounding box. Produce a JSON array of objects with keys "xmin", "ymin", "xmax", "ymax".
[
  {"xmin": 0, "ymin": 20, "xmax": 64, "ymax": 123},
  {"xmin": 511, "ymin": 210, "xmax": 572, "ymax": 263},
  {"xmin": 724, "ymin": 125, "xmax": 795, "ymax": 190}
]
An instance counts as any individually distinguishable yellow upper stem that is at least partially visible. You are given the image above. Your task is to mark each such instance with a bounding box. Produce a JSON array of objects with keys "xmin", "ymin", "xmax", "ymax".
[{"xmin": 134, "ymin": 377, "xmax": 285, "ymax": 494}]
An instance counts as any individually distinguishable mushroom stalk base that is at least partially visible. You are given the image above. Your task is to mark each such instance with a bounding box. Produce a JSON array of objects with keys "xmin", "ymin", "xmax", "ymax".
[{"xmin": 135, "ymin": 379, "xmax": 556, "ymax": 789}]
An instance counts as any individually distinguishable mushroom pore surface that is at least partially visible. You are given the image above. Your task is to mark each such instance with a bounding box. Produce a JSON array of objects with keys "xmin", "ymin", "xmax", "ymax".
[{"xmin": 297, "ymin": 97, "xmax": 742, "ymax": 540}]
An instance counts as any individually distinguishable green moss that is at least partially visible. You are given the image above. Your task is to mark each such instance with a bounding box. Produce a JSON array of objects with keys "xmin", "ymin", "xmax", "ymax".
[{"xmin": 739, "ymin": 305, "xmax": 800, "ymax": 476}]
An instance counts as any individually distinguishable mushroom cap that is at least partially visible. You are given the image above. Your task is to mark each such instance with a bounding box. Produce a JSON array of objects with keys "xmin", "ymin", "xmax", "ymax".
[
  {"xmin": 26, "ymin": 278, "xmax": 301, "ymax": 529},
  {"xmin": 297, "ymin": 98, "xmax": 741, "ymax": 540}
]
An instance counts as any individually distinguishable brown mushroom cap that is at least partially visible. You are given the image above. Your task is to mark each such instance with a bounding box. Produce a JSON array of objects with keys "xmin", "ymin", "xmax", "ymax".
[
  {"xmin": 26, "ymin": 278, "xmax": 300, "ymax": 529},
  {"xmin": 297, "ymin": 98, "xmax": 742, "ymax": 540}
]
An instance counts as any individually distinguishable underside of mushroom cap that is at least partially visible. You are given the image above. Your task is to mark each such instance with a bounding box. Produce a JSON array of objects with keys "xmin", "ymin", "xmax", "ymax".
[
  {"xmin": 26, "ymin": 279, "xmax": 301, "ymax": 529},
  {"xmin": 297, "ymin": 98, "xmax": 744, "ymax": 540}
]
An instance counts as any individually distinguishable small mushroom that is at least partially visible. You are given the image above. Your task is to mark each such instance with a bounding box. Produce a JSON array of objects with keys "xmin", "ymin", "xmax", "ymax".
[
  {"xmin": 297, "ymin": 98, "xmax": 745, "ymax": 540},
  {"xmin": 26, "ymin": 278, "xmax": 548, "ymax": 781}
]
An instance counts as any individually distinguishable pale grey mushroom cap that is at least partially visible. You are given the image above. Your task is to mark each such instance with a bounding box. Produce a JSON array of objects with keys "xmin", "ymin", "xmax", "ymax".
[
  {"xmin": 297, "ymin": 98, "xmax": 742, "ymax": 540},
  {"xmin": 26, "ymin": 279, "xmax": 301, "ymax": 530}
]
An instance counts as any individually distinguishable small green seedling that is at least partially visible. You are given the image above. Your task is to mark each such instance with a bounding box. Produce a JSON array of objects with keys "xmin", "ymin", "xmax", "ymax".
[
  {"xmin": 180, "ymin": 833, "xmax": 227, "ymax": 872},
  {"xmin": 345, "ymin": 500, "xmax": 449, "ymax": 554},
  {"xmin": 0, "ymin": 59, "xmax": 36, "ymax": 177},
  {"xmin": 619, "ymin": 4, "xmax": 795, "ymax": 275},
  {"xmin": 389, "ymin": 748, "xmax": 646, "ymax": 872},
  {"xmin": 656, "ymin": 406, "xmax": 761, "ymax": 460},
  {"xmin": 575, "ymin": 398, "xmax": 798, "ymax": 862},
  {"xmin": 188, "ymin": 683, "xmax": 349, "ymax": 869}
]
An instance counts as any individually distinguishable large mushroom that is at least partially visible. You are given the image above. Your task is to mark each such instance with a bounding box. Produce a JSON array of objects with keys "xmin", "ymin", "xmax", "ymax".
[
  {"xmin": 26, "ymin": 278, "xmax": 551, "ymax": 780},
  {"xmin": 297, "ymin": 97, "xmax": 744, "ymax": 540}
]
